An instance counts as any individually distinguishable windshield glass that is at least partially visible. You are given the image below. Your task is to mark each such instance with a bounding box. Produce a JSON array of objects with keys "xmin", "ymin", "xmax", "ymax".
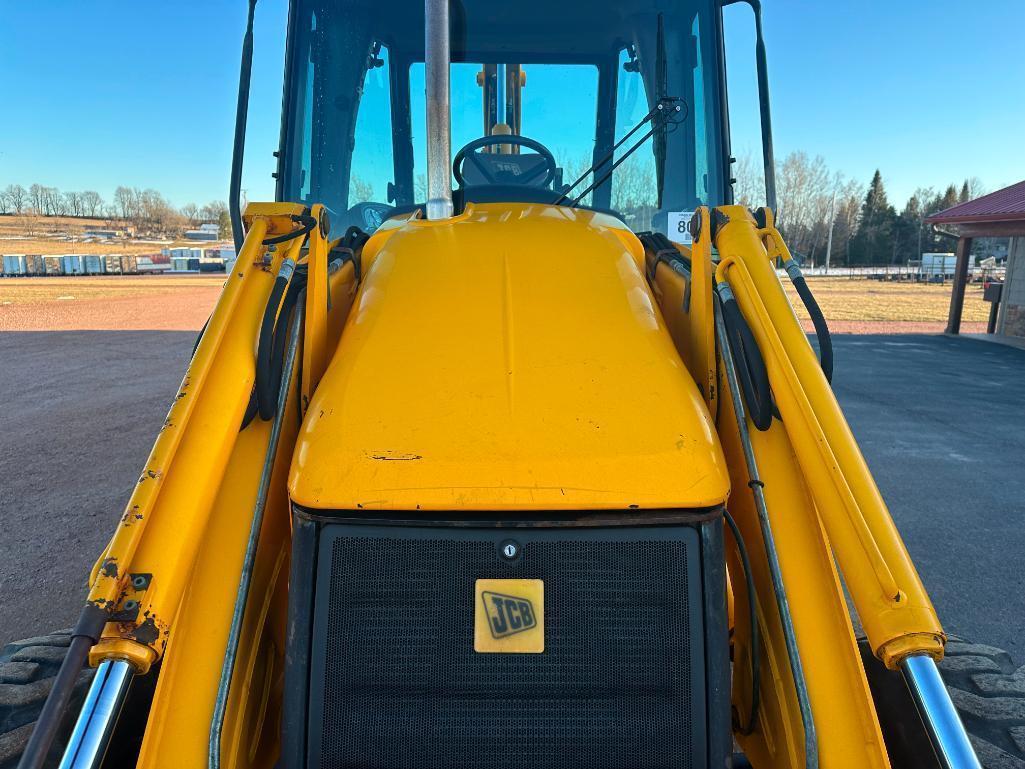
[{"xmin": 281, "ymin": 0, "xmax": 724, "ymax": 235}]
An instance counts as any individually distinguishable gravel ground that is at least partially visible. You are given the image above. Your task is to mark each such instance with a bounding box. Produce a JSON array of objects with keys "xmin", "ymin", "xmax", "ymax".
[
  {"xmin": 0, "ymin": 330, "xmax": 196, "ymax": 644},
  {"xmin": 0, "ymin": 284, "xmax": 1020, "ymax": 662}
]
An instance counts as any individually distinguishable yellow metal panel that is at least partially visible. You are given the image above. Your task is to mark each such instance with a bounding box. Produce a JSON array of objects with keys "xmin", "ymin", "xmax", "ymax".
[
  {"xmin": 714, "ymin": 206, "xmax": 943, "ymax": 668},
  {"xmin": 302, "ymin": 204, "xmax": 330, "ymax": 403},
  {"xmin": 649, "ymin": 235, "xmax": 891, "ymax": 769},
  {"xmin": 135, "ymin": 260, "xmax": 360, "ymax": 769},
  {"xmin": 289, "ymin": 203, "xmax": 730, "ymax": 511}
]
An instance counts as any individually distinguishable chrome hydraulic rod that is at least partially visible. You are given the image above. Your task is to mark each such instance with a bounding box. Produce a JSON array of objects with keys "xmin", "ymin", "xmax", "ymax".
[
  {"xmin": 901, "ymin": 655, "xmax": 982, "ymax": 769},
  {"xmin": 58, "ymin": 660, "xmax": 134, "ymax": 769},
  {"xmin": 714, "ymin": 289, "xmax": 818, "ymax": 769}
]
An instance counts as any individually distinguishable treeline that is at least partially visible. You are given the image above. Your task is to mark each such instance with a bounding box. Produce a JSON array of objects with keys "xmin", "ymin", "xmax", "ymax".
[
  {"xmin": 735, "ymin": 152, "xmax": 985, "ymax": 266},
  {"xmin": 0, "ymin": 183, "xmax": 230, "ymax": 239}
]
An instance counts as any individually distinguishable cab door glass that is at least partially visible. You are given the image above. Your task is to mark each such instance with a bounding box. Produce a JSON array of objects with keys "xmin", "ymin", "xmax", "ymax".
[
  {"xmin": 350, "ymin": 43, "xmax": 395, "ymax": 206},
  {"xmin": 613, "ymin": 47, "xmax": 659, "ymax": 230}
]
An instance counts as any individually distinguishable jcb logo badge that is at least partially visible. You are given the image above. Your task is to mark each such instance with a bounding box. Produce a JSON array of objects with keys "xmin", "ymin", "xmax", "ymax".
[
  {"xmin": 474, "ymin": 579, "xmax": 544, "ymax": 653},
  {"xmin": 482, "ymin": 591, "xmax": 536, "ymax": 638}
]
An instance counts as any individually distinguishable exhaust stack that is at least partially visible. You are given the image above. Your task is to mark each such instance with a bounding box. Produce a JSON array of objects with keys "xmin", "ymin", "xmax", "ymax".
[{"xmin": 424, "ymin": 0, "xmax": 454, "ymax": 219}]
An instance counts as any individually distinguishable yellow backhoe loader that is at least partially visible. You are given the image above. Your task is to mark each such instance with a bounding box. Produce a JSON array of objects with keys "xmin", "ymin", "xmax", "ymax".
[{"xmin": 3, "ymin": 1, "xmax": 1023, "ymax": 768}]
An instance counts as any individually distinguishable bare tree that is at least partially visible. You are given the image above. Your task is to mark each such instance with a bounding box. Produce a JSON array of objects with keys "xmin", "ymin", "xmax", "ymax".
[
  {"xmin": 29, "ymin": 183, "xmax": 46, "ymax": 214},
  {"xmin": 0, "ymin": 188, "xmax": 9, "ymax": 215},
  {"xmin": 775, "ymin": 151, "xmax": 831, "ymax": 257},
  {"xmin": 41, "ymin": 186, "xmax": 63, "ymax": 216},
  {"xmin": 830, "ymin": 178, "xmax": 864, "ymax": 266},
  {"xmin": 965, "ymin": 177, "xmax": 987, "ymax": 200},
  {"xmin": 80, "ymin": 190, "xmax": 104, "ymax": 218},
  {"xmin": 349, "ymin": 175, "xmax": 374, "ymax": 204},
  {"xmin": 732, "ymin": 151, "xmax": 764, "ymax": 208},
  {"xmin": 5, "ymin": 184, "xmax": 28, "ymax": 215},
  {"xmin": 64, "ymin": 191, "xmax": 84, "ymax": 218},
  {"xmin": 181, "ymin": 203, "xmax": 199, "ymax": 226},
  {"xmin": 611, "ymin": 154, "xmax": 657, "ymax": 230},
  {"xmin": 114, "ymin": 186, "xmax": 138, "ymax": 222},
  {"xmin": 200, "ymin": 200, "xmax": 229, "ymax": 223}
]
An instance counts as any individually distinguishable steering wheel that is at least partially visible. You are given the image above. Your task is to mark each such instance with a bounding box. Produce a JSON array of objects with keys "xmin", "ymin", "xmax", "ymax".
[{"xmin": 453, "ymin": 135, "xmax": 558, "ymax": 188}]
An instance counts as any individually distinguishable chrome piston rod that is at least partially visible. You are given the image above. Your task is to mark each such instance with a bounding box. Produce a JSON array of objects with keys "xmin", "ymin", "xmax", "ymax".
[
  {"xmin": 901, "ymin": 654, "xmax": 982, "ymax": 769},
  {"xmin": 58, "ymin": 660, "xmax": 134, "ymax": 769}
]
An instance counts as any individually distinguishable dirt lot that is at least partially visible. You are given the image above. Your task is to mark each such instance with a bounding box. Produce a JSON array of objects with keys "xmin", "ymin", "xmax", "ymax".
[{"xmin": 0, "ymin": 275, "xmax": 223, "ymax": 331}]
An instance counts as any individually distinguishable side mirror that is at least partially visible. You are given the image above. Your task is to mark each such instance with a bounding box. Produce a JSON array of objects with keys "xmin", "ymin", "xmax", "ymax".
[{"xmin": 721, "ymin": 0, "xmax": 777, "ymax": 213}]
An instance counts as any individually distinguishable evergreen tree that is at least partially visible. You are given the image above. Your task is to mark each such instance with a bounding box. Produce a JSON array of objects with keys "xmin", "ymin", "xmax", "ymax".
[
  {"xmin": 938, "ymin": 184, "xmax": 959, "ymax": 212},
  {"xmin": 851, "ymin": 170, "xmax": 897, "ymax": 264},
  {"xmin": 895, "ymin": 194, "xmax": 924, "ymax": 264},
  {"xmin": 959, "ymin": 181, "xmax": 971, "ymax": 203}
]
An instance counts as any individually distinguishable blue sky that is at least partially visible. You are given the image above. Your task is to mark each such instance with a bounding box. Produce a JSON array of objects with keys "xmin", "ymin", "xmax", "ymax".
[{"xmin": 1, "ymin": 0, "xmax": 1022, "ymax": 208}]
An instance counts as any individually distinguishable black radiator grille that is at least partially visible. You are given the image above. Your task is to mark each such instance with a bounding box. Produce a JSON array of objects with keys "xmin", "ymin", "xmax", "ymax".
[{"xmin": 310, "ymin": 528, "xmax": 705, "ymax": 769}]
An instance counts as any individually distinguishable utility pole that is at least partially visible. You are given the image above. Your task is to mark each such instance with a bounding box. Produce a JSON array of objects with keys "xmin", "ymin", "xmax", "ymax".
[{"xmin": 824, "ymin": 190, "xmax": 836, "ymax": 273}]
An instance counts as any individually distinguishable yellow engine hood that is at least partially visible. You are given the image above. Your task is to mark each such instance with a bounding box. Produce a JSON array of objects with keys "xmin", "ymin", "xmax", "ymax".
[{"xmin": 289, "ymin": 203, "xmax": 729, "ymax": 511}]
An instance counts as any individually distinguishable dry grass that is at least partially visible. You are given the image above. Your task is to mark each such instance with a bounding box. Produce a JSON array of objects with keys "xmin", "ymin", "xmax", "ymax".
[
  {"xmin": 781, "ymin": 278, "xmax": 990, "ymax": 324},
  {"xmin": 0, "ymin": 275, "xmax": 224, "ymax": 306},
  {"xmin": 0, "ymin": 273, "xmax": 990, "ymax": 334},
  {"xmin": 0, "ymin": 214, "xmax": 215, "ymax": 255}
]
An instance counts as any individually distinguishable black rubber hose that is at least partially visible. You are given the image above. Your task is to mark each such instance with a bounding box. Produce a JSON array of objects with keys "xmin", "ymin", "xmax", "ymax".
[
  {"xmin": 261, "ymin": 214, "xmax": 316, "ymax": 246},
  {"xmin": 789, "ymin": 272, "xmax": 833, "ymax": 382},
  {"xmin": 256, "ymin": 271, "xmax": 290, "ymax": 420},
  {"xmin": 240, "ymin": 388, "xmax": 259, "ymax": 431},
  {"xmin": 268, "ymin": 276, "xmax": 306, "ymax": 408},
  {"xmin": 724, "ymin": 509, "xmax": 761, "ymax": 736},
  {"xmin": 720, "ymin": 290, "xmax": 773, "ymax": 431},
  {"xmin": 16, "ymin": 605, "xmax": 108, "ymax": 769}
]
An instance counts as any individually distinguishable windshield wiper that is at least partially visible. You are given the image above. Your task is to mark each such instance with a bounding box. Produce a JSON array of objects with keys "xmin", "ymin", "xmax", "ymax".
[
  {"xmin": 654, "ymin": 13, "xmax": 668, "ymax": 207},
  {"xmin": 553, "ymin": 96, "xmax": 687, "ymax": 209}
]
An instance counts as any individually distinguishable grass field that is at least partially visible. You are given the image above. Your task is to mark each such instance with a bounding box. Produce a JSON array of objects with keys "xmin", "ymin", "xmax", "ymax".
[
  {"xmin": 0, "ymin": 214, "xmax": 217, "ymax": 255},
  {"xmin": 0, "ymin": 275, "xmax": 224, "ymax": 305},
  {"xmin": 782, "ymin": 277, "xmax": 990, "ymax": 324},
  {"xmin": 0, "ymin": 273, "xmax": 989, "ymax": 333}
]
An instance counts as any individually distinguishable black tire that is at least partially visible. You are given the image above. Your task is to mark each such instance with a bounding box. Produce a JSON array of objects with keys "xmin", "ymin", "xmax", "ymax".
[
  {"xmin": 938, "ymin": 636, "xmax": 1025, "ymax": 769},
  {"xmin": 0, "ymin": 630, "xmax": 93, "ymax": 769}
]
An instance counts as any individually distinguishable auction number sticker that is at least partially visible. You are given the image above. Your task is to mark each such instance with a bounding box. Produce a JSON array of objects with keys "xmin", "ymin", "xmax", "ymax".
[{"xmin": 667, "ymin": 211, "xmax": 695, "ymax": 245}]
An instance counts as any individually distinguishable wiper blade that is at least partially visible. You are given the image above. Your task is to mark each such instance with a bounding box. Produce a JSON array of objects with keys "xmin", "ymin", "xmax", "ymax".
[{"xmin": 553, "ymin": 96, "xmax": 687, "ymax": 208}]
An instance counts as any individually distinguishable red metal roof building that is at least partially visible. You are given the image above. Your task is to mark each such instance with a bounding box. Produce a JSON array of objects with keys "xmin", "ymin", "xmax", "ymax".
[{"xmin": 926, "ymin": 180, "xmax": 1025, "ymax": 338}]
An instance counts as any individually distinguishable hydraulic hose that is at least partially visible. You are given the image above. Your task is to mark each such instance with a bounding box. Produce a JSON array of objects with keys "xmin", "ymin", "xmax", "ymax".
[
  {"xmin": 751, "ymin": 207, "xmax": 833, "ymax": 383},
  {"xmin": 782, "ymin": 260, "xmax": 833, "ymax": 383},
  {"xmin": 717, "ymin": 281, "xmax": 773, "ymax": 431},
  {"xmin": 251, "ymin": 225, "xmax": 370, "ymax": 426},
  {"xmin": 256, "ymin": 258, "xmax": 295, "ymax": 419},
  {"xmin": 261, "ymin": 213, "xmax": 317, "ymax": 247},
  {"xmin": 724, "ymin": 508, "xmax": 761, "ymax": 736}
]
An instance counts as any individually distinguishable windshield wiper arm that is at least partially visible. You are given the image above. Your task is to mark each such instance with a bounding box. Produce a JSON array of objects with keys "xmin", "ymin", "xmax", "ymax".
[{"xmin": 554, "ymin": 96, "xmax": 687, "ymax": 208}]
